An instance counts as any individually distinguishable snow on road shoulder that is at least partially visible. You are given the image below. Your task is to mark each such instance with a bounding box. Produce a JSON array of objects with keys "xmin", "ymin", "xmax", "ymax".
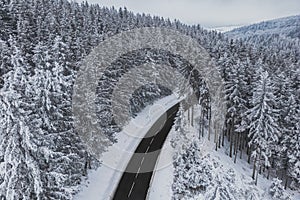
[
  {"xmin": 148, "ymin": 105, "xmax": 300, "ymax": 200},
  {"xmin": 75, "ymin": 100, "xmax": 300, "ymax": 200},
  {"xmin": 74, "ymin": 94, "xmax": 180, "ymax": 200},
  {"xmin": 148, "ymin": 104, "xmax": 199, "ymax": 200},
  {"xmin": 147, "ymin": 127, "xmax": 175, "ymax": 200}
]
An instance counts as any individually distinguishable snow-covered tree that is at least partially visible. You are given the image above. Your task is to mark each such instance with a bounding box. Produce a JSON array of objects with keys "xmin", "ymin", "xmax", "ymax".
[
  {"xmin": 170, "ymin": 104, "xmax": 189, "ymax": 153},
  {"xmin": 278, "ymin": 94, "xmax": 300, "ymax": 188},
  {"xmin": 247, "ymin": 70, "xmax": 280, "ymax": 183},
  {"xmin": 224, "ymin": 59, "xmax": 248, "ymax": 158},
  {"xmin": 1, "ymin": 0, "xmax": 299, "ymax": 198},
  {"xmin": 172, "ymin": 139, "xmax": 213, "ymax": 199},
  {"xmin": 0, "ymin": 37, "xmax": 43, "ymax": 199},
  {"xmin": 269, "ymin": 178, "xmax": 291, "ymax": 200}
]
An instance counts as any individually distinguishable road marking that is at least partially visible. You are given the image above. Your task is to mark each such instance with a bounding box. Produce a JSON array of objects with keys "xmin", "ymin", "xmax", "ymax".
[
  {"xmin": 135, "ymin": 166, "xmax": 141, "ymax": 178},
  {"xmin": 167, "ymin": 111, "xmax": 177, "ymax": 119},
  {"xmin": 146, "ymin": 145, "xmax": 150, "ymax": 153},
  {"xmin": 128, "ymin": 182, "xmax": 135, "ymax": 197},
  {"xmin": 150, "ymin": 137, "xmax": 155, "ymax": 145},
  {"xmin": 140, "ymin": 156, "xmax": 145, "ymax": 165},
  {"xmin": 114, "ymin": 104, "xmax": 179, "ymax": 199},
  {"xmin": 160, "ymin": 124, "xmax": 164, "ymax": 129}
]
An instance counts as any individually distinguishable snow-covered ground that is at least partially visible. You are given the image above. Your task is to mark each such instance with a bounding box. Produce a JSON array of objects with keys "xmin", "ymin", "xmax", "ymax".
[
  {"xmin": 148, "ymin": 106, "xmax": 300, "ymax": 200},
  {"xmin": 74, "ymin": 94, "xmax": 180, "ymax": 200},
  {"xmin": 197, "ymin": 137, "xmax": 300, "ymax": 200},
  {"xmin": 75, "ymin": 101, "xmax": 299, "ymax": 200},
  {"xmin": 147, "ymin": 127, "xmax": 175, "ymax": 200}
]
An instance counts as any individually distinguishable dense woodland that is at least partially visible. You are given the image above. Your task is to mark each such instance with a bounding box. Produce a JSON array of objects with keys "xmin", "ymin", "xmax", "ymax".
[
  {"xmin": 172, "ymin": 16, "xmax": 300, "ymax": 199},
  {"xmin": 0, "ymin": 0, "xmax": 299, "ymax": 199}
]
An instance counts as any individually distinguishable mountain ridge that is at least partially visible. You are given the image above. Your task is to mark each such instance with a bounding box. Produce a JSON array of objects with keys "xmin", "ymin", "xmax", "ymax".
[{"xmin": 226, "ymin": 15, "xmax": 300, "ymax": 39}]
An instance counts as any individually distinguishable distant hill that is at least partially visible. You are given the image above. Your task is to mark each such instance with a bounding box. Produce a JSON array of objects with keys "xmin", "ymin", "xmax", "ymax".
[
  {"xmin": 206, "ymin": 25, "xmax": 243, "ymax": 33},
  {"xmin": 226, "ymin": 15, "xmax": 300, "ymax": 40}
]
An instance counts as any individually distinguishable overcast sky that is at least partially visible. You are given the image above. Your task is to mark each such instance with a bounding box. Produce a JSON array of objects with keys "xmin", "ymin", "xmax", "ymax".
[{"xmin": 83, "ymin": 0, "xmax": 300, "ymax": 27}]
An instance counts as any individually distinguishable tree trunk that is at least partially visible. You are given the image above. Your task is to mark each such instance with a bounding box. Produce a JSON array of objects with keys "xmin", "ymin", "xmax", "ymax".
[
  {"xmin": 271, "ymin": 157, "xmax": 275, "ymax": 168},
  {"xmin": 234, "ymin": 133, "xmax": 239, "ymax": 163},
  {"xmin": 208, "ymin": 113, "xmax": 211, "ymax": 141},
  {"xmin": 285, "ymin": 177, "xmax": 288, "ymax": 190},
  {"xmin": 188, "ymin": 107, "xmax": 190, "ymax": 125},
  {"xmin": 229, "ymin": 122, "xmax": 234, "ymax": 158},
  {"xmin": 227, "ymin": 120, "xmax": 231, "ymax": 142},
  {"xmin": 259, "ymin": 165, "xmax": 262, "ymax": 174},
  {"xmin": 198, "ymin": 108, "xmax": 201, "ymax": 139},
  {"xmin": 252, "ymin": 156, "xmax": 257, "ymax": 180},
  {"xmin": 255, "ymin": 163, "xmax": 259, "ymax": 185},
  {"xmin": 208, "ymin": 107, "xmax": 211, "ymax": 141},
  {"xmin": 234, "ymin": 132, "xmax": 237, "ymax": 155},
  {"xmin": 214, "ymin": 122, "xmax": 218, "ymax": 147},
  {"xmin": 201, "ymin": 112, "xmax": 204, "ymax": 138},
  {"xmin": 240, "ymin": 147, "xmax": 243, "ymax": 159},
  {"xmin": 222, "ymin": 122, "xmax": 225, "ymax": 147},
  {"xmin": 240, "ymin": 133, "xmax": 243, "ymax": 159},
  {"xmin": 191, "ymin": 105, "xmax": 194, "ymax": 127},
  {"xmin": 247, "ymin": 146, "xmax": 252, "ymax": 164},
  {"xmin": 281, "ymin": 169, "xmax": 285, "ymax": 180},
  {"xmin": 255, "ymin": 152, "xmax": 261, "ymax": 185},
  {"xmin": 241, "ymin": 133, "xmax": 245, "ymax": 151}
]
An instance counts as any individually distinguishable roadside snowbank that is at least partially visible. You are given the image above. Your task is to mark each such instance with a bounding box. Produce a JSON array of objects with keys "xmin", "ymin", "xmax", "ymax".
[
  {"xmin": 74, "ymin": 94, "xmax": 180, "ymax": 200},
  {"xmin": 75, "ymin": 100, "xmax": 300, "ymax": 200},
  {"xmin": 148, "ymin": 105, "xmax": 300, "ymax": 200},
  {"xmin": 147, "ymin": 127, "xmax": 175, "ymax": 200}
]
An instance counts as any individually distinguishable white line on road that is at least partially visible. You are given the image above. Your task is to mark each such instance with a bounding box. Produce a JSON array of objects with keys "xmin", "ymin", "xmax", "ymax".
[
  {"xmin": 128, "ymin": 182, "xmax": 135, "ymax": 197},
  {"xmin": 160, "ymin": 124, "xmax": 164, "ymax": 130},
  {"xmin": 135, "ymin": 166, "xmax": 141, "ymax": 178},
  {"xmin": 146, "ymin": 145, "xmax": 150, "ymax": 153},
  {"xmin": 137, "ymin": 166, "xmax": 141, "ymax": 174},
  {"xmin": 140, "ymin": 156, "xmax": 145, "ymax": 165},
  {"xmin": 167, "ymin": 110, "xmax": 177, "ymax": 119},
  {"xmin": 150, "ymin": 137, "xmax": 155, "ymax": 145}
]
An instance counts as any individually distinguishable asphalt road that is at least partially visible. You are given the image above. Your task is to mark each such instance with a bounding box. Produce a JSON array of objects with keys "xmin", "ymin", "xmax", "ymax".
[{"xmin": 112, "ymin": 103, "xmax": 179, "ymax": 200}]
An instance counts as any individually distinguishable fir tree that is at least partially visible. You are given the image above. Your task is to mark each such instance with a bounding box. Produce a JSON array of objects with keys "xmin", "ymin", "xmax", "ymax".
[{"xmin": 247, "ymin": 70, "xmax": 280, "ymax": 184}]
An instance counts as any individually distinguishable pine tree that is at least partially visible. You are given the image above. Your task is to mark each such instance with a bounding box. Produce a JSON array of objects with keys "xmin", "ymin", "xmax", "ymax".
[
  {"xmin": 247, "ymin": 70, "xmax": 280, "ymax": 183},
  {"xmin": 0, "ymin": 37, "xmax": 43, "ymax": 199},
  {"xmin": 172, "ymin": 138, "xmax": 213, "ymax": 199},
  {"xmin": 282, "ymin": 95, "xmax": 300, "ymax": 188},
  {"xmin": 224, "ymin": 60, "xmax": 247, "ymax": 158},
  {"xmin": 1, "ymin": 0, "xmax": 299, "ymax": 198},
  {"xmin": 269, "ymin": 178, "xmax": 291, "ymax": 200},
  {"xmin": 170, "ymin": 104, "xmax": 189, "ymax": 153}
]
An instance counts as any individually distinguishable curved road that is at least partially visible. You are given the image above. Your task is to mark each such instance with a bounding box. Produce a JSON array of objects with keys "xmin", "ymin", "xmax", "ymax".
[{"xmin": 113, "ymin": 103, "xmax": 179, "ymax": 200}]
